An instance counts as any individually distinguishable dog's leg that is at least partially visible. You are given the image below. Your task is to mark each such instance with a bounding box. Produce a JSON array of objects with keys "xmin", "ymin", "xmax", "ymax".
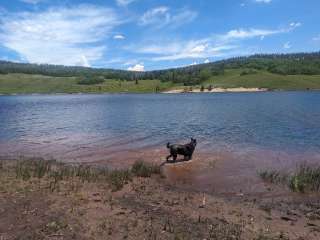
[
  {"xmin": 173, "ymin": 154, "xmax": 177, "ymax": 162},
  {"xmin": 166, "ymin": 155, "xmax": 172, "ymax": 162}
]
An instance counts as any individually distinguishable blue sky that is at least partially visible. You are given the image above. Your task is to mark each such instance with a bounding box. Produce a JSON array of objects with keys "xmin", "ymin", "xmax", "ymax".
[{"xmin": 0, "ymin": 0, "xmax": 319, "ymax": 71}]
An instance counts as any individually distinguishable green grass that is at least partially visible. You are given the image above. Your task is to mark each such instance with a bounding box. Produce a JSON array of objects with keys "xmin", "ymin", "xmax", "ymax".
[
  {"xmin": 0, "ymin": 73, "xmax": 174, "ymax": 94},
  {"xmin": 204, "ymin": 69, "xmax": 320, "ymax": 90},
  {"xmin": 1, "ymin": 70, "xmax": 320, "ymax": 94},
  {"xmin": 258, "ymin": 169, "xmax": 288, "ymax": 185},
  {"xmin": 131, "ymin": 160, "xmax": 161, "ymax": 178},
  {"xmin": 288, "ymin": 164, "xmax": 320, "ymax": 193},
  {"xmin": 2, "ymin": 158, "xmax": 162, "ymax": 192},
  {"xmin": 259, "ymin": 164, "xmax": 320, "ymax": 193}
]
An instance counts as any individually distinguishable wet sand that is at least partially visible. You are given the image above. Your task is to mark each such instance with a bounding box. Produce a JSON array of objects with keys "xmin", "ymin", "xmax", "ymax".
[{"xmin": 1, "ymin": 138, "xmax": 320, "ymax": 197}]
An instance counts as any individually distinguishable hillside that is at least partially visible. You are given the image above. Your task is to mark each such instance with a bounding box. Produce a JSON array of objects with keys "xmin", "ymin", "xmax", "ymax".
[
  {"xmin": 0, "ymin": 52, "xmax": 320, "ymax": 94},
  {"xmin": 0, "ymin": 74, "xmax": 173, "ymax": 94}
]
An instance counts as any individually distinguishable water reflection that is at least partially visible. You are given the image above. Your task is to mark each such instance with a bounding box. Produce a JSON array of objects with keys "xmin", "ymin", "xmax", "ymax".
[{"xmin": 0, "ymin": 92, "xmax": 320, "ymax": 161}]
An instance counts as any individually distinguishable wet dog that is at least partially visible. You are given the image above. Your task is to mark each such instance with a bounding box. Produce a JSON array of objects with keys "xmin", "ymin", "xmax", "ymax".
[{"xmin": 166, "ymin": 138, "xmax": 197, "ymax": 162}]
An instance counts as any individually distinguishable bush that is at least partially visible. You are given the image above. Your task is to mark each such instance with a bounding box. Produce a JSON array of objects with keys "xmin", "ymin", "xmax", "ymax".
[
  {"xmin": 240, "ymin": 69, "xmax": 258, "ymax": 76},
  {"xmin": 288, "ymin": 164, "xmax": 320, "ymax": 193},
  {"xmin": 131, "ymin": 161, "xmax": 160, "ymax": 178},
  {"xmin": 77, "ymin": 76, "xmax": 105, "ymax": 85},
  {"xmin": 108, "ymin": 169, "xmax": 132, "ymax": 191},
  {"xmin": 259, "ymin": 164, "xmax": 320, "ymax": 193},
  {"xmin": 258, "ymin": 170, "xmax": 288, "ymax": 184}
]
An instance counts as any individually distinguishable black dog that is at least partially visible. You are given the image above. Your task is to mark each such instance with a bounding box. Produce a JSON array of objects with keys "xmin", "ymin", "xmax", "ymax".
[{"xmin": 166, "ymin": 138, "xmax": 197, "ymax": 162}]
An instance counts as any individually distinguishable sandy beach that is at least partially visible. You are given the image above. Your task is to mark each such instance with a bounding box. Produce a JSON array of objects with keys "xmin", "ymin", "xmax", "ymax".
[{"xmin": 162, "ymin": 87, "xmax": 268, "ymax": 94}]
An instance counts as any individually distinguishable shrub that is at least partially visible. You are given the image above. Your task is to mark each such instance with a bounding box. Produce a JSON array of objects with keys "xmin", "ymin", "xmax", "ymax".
[
  {"xmin": 131, "ymin": 160, "xmax": 161, "ymax": 178},
  {"xmin": 258, "ymin": 170, "xmax": 288, "ymax": 184},
  {"xmin": 288, "ymin": 164, "xmax": 320, "ymax": 193},
  {"xmin": 108, "ymin": 169, "xmax": 132, "ymax": 191},
  {"xmin": 259, "ymin": 164, "xmax": 320, "ymax": 193},
  {"xmin": 77, "ymin": 76, "xmax": 105, "ymax": 85}
]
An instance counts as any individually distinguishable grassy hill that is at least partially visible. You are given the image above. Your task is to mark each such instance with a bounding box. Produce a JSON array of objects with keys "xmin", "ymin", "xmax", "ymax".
[
  {"xmin": 204, "ymin": 69, "xmax": 320, "ymax": 90},
  {"xmin": 1, "ymin": 70, "xmax": 320, "ymax": 94},
  {"xmin": 1, "ymin": 52, "xmax": 320, "ymax": 94},
  {"xmin": 0, "ymin": 73, "xmax": 174, "ymax": 94}
]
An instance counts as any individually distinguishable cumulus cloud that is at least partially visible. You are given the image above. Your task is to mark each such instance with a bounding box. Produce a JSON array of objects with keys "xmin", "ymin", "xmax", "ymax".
[
  {"xmin": 313, "ymin": 35, "xmax": 320, "ymax": 41},
  {"xmin": 255, "ymin": 0, "xmax": 272, "ymax": 3},
  {"xmin": 204, "ymin": 59, "xmax": 210, "ymax": 63},
  {"xmin": 127, "ymin": 64, "xmax": 144, "ymax": 71},
  {"xmin": 20, "ymin": 0, "xmax": 45, "ymax": 4},
  {"xmin": 283, "ymin": 42, "xmax": 291, "ymax": 49},
  {"xmin": 139, "ymin": 6, "xmax": 197, "ymax": 28},
  {"xmin": 0, "ymin": 5, "xmax": 121, "ymax": 66},
  {"xmin": 113, "ymin": 34, "xmax": 125, "ymax": 40},
  {"xmin": 290, "ymin": 22, "xmax": 302, "ymax": 28},
  {"xmin": 116, "ymin": 0, "xmax": 137, "ymax": 6}
]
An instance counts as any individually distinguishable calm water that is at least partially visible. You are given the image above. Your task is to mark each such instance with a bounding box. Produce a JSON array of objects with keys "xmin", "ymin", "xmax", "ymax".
[{"xmin": 0, "ymin": 92, "xmax": 320, "ymax": 162}]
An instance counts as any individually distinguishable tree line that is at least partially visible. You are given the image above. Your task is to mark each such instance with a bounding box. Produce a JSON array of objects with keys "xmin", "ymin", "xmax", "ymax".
[{"xmin": 1, "ymin": 51, "xmax": 320, "ymax": 85}]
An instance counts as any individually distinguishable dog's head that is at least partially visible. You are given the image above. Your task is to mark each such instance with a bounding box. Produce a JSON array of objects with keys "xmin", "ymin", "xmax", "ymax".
[{"xmin": 190, "ymin": 138, "xmax": 197, "ymax": 147}]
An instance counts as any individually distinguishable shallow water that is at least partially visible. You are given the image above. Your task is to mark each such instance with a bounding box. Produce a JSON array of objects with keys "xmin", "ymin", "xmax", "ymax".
[{"xmin": 1, "ymin": 92, "xmax": 320, "ymax": 193}]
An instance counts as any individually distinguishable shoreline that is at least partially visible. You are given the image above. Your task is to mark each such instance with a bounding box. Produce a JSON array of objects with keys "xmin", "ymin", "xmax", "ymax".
[
  {"xmin": 161, "ymin": 87, "xmax": 269, "ymax": 94},
  {"xmin": 1, "ymin": 158, "xmax": 320, "ymax": 239},
  {"xmin": 2, "ymin": 88, "xmax": 320, "ymax": 96}
]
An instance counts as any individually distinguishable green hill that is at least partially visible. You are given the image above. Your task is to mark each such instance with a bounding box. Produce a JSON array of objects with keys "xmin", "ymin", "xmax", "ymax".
[
  {"xmin": 205, "ymin": 69, "xmax": 320, "ymax": 90},
  {"xmin": 1, "ymin": 52, "xmax": 320, "ymax": 94}
]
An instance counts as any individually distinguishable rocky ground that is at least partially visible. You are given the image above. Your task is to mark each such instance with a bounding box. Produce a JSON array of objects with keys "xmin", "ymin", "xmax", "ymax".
[{"xmin": 0, "ymin": 159, "xmax": 320, "ymax": 240}]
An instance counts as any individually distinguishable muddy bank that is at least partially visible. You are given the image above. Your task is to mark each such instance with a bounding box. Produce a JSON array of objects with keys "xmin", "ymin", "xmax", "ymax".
[
  {"xmin": 2, "ymin": 141, "xmax": 320, "ymax": 197},
  {"xmin": 1, "ymin": 160, "xmax": 320, "ymax": 240}
]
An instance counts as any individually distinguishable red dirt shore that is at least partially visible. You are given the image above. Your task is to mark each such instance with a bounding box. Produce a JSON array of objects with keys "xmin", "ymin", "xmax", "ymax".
[{"xmin": 0, "ymin": 159, "xmax": 320, "ymax": 240}]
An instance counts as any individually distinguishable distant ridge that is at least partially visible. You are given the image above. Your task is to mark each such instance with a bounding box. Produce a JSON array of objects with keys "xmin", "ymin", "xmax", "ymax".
[{"xmin": 1, "ymin": 51, "xmax": 320, "ymax": 86}]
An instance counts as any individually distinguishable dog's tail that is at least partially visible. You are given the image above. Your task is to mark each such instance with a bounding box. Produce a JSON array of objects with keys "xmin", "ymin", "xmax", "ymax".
[{"xmin": 167, "ymin": 142, "xmax": 171, "ymax": 148}]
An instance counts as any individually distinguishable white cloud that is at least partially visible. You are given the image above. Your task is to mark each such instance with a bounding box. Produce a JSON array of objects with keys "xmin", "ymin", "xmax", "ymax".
[
  {"xmin": 116, "ymin": 0, "xmax": 137, "ymax": 6},
  {"xmin": 283, "ymin": 42, "xmax": 291, "ymax": 49},
  {"xmin": 139, "ymin": 6, "xmax": 197, "ymax": 28},
  {"xmin": 204, "ymin": 59, "xmax": 210, "ymax": 63},
  {"xmin": 222, "ymin": 28, "xmax": 280, "ymax": 40},
  {"xmin": 127, "ymin": 64, "xmax": 144, "ymax": 71},
  {"xmin": 0, "ymin": 5, "xmax": 121, "ymax": 66},
  {"xmin": 290, "ymin": 22, "xmax": 302, "ymax": 28},
  {"xmin": 313, "ymin": 35, "xmax": 320, "ymax": 41},
  {"xmin": 255, "ymin": 0, "xmax": 272, "ymax": 3},
  {"xmin": 20, "ymin": 0, "xmax": 44, "ymax": 4},
  {"xmin": 220, "ymin": 23, "xmax": 301, "ymax": 41},
  {"xmin": 129, "ymin": 24, "xmax": 300, "ymax": 62},
  {"xmin": 133, "ymin": 39, "xmax": 237, "ymax": 61},
  {"xmin": 113, "ymin": 34, "xmax": 125, "ymax": 40}
]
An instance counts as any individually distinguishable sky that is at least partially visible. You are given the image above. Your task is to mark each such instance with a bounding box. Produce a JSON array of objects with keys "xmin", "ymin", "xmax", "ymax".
[{"xmin": 0, "ymin": 0, "xmax": 319, "ymax": 71}]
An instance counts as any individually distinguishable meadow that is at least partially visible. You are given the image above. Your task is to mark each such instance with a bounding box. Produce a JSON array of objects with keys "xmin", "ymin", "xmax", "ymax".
[
  {"xmin": 0, "ymin": 73, "xmax": 174, "ymax": 94},
  {"xmin": 1, "ymin": 69, "xmax": 320, "ymax": 94}
]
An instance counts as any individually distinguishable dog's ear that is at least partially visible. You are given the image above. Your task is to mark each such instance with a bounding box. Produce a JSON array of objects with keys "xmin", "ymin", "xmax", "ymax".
[{"xmin": 191, "ymin": 137, "xmax": 194, "ymax": 141}]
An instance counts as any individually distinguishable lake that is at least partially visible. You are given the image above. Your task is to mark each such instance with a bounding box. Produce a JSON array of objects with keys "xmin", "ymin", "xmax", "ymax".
[{"xmin": 1, "ymin": 92, "xmax": 320, "ymax": 193}]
